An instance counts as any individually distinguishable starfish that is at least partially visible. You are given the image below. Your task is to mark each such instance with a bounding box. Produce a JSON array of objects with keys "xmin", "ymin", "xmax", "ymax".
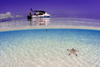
[{"xmin": 67, "ymin": 48, "xmax": 79, "ymax": 56}]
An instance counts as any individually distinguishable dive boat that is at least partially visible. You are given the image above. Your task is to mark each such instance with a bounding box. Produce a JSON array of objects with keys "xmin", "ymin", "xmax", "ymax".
[
  {"xmin": 32, "ymin": 10, "xmax": 50, "ymax": 18},
  {"xmin": 27, "ymin": 9, "xmax": 50, "ymax": 20}
]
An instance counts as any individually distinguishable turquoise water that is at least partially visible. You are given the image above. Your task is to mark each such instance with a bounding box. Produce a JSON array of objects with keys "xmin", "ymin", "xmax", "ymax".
[{"xmin": 0, "ymin": 29, "xmax": 100, "ymax": 67}]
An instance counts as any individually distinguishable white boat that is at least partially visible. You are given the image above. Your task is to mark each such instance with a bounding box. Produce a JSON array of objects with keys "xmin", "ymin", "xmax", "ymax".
[{"xmin": 32, "ymin": 10, "xmax": 50, "ymax": 18}]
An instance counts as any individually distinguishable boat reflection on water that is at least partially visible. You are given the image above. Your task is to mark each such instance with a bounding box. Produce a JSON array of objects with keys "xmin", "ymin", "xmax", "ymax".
[
  {"xmin": 29, "ymin": 18, "xmax": 50, "ymax": 26},
  {"xmin": 34, "ymin": 18, "xmax": 50, "ymax": 26}
]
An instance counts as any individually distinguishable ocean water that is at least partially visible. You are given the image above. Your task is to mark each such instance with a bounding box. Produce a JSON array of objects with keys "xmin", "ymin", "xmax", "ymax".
[
  {"xmin": 0, "ymin": 29, "xmax": 100, "ymax": 67},
  {"xmin": 0, "ymin": 18, "xmax": 100, "ymax": 31},
  {"xmin": 0, "ymin": 18, "xmax": 100, "ymax": 67}
]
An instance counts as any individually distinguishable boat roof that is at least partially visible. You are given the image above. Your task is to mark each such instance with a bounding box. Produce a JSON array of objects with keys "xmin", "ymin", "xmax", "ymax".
[{"xmin": 32, "ymin": 10, "xmax": 45, "ymax": 13}]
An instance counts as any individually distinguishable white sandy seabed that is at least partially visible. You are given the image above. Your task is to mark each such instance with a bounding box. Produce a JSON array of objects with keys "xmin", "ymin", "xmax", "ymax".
[{"xmin": 0, "ymin": 18, "xmax": 100, "ymax": 67}]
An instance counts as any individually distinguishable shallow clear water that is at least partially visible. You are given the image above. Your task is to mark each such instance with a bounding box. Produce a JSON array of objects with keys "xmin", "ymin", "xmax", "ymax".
[{"xmin": 0, "ymin": 29, "xmax": 100, "ymax": 67}]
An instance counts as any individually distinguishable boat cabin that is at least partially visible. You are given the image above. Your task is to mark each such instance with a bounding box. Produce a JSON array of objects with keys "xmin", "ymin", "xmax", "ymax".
[{"xmin": 33, "ymin": 10, "xmax": 46, "ymax": 15}]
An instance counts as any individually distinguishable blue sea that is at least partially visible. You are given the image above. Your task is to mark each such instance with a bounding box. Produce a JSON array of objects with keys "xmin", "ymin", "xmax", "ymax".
[{"xmin": 0, "ymin": 18, "xmax": 100, "ymax": 67}]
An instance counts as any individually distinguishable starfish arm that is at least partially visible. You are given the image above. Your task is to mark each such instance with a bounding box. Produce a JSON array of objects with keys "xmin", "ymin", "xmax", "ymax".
[
  {"xmin": 76, "ymin": 50, "xmax": 79, "ymax": 52},
  {"xmin": 73, "ymin": 52, "xmax": 77, "ymax": 56},
  {"xmin": 67, "ymin": 49, "xmax": 71, "ymax": 51}
]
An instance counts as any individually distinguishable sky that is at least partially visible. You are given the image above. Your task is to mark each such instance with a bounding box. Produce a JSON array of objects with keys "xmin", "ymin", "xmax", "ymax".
[{"xmin": 0, "ymin": 0, "xmax": 100, "ymax": 19}]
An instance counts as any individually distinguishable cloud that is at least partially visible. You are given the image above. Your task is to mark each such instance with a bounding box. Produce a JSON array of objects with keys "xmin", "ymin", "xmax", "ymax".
[
  {"xmin": 0, "ymin": 12, "xmax": 23, "ymax": 19},
  {"xmin": 0, "ymin": 12, "xmax": 14, "ymax": 19},
  {"xmin": 16, "ymin": 15, "xmax": 23, "ymax": 17},
  {"xmin": 0, "ymin": 12, "xmax": 23, "ymax": 22}
]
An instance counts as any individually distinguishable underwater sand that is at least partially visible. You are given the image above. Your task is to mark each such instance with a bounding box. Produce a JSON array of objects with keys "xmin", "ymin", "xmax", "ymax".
[{"xmin": 0, "ymin": 29, "xmax": 100, "ymax": 67}]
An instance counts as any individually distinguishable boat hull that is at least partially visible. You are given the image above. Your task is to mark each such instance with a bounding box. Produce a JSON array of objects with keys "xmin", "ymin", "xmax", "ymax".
[{"xmin": 32, "ymin": 16, "xmax": 50, "ymax": 18}]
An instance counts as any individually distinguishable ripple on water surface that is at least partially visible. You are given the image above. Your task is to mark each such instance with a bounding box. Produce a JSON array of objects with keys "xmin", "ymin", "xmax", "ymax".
[{"xmin": 0, "ymin": 29, "xmax": 100, "ymax": 67}]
